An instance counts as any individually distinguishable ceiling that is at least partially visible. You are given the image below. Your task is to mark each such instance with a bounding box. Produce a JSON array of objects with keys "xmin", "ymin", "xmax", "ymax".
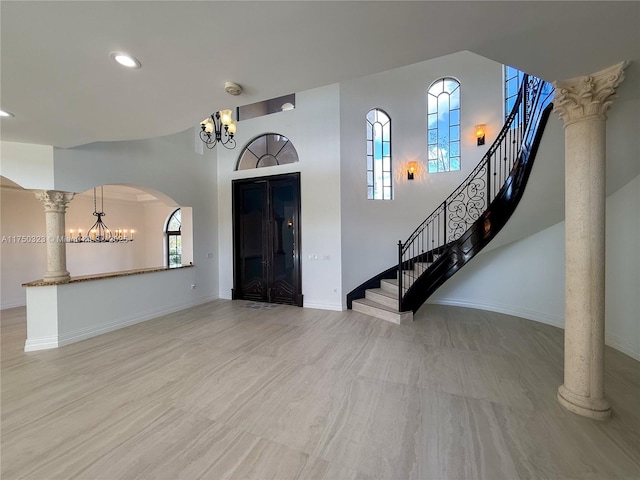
[{"xmin": 1, "ymin": 1, "xmax": 638, "ymax": 148}]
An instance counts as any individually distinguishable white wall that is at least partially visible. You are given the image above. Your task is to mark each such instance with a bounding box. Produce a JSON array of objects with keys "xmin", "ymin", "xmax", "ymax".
[
  {"xmin": 0, "ymin": 184, "xmax": 188, "ymax": 308},
  {"xmin": 3, "ymin": 128, "xmax": 216, "ymax": 350},
  {"xmin": 0, "ymin": 141, "xmax": 55, "ymax": 189},
  {"xmin": 143, "ymin": 203, "xmax": 175, "ymax": 266},
  {"xmin": 428, "ymin": 222, "xmax": 566, "ymax": 326},
  {"xmin": 65, "ymin": 191, "xmax": 148, "ymax": 276},
  {"xmin": 339, "ymin": 51, "xmax": 504, "ymax": 301},
  {"xmin": 429, "ymin": 174, "xmax": 640, "ymax": 360},
  {"xmin": 52, "ymin": 128, "xmax": 218, "ymax": 303},
  {"xmin": 216, "ymin": 84, "xmax": 343, "ymax": 310},
  {"xmin": 142, "ymin": 203, "xmax": 194, "ymax": 268},
  {"xmin": 0, "ymin": 186, "xmax": 47, "ymax": 308},
  {"xmin": 604, "ymin": 175, "xmax": 640, "ymax": 359}
]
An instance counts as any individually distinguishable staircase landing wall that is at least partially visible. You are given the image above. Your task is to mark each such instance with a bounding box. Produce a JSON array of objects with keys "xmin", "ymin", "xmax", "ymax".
[{"xmin": 339, "ymin": 52, "xmax": 504, "ymax": 307}]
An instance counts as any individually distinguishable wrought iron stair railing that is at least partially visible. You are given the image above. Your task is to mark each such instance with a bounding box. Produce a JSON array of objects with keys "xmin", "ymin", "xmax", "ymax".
[
  {"xmin": 346, "ymin": 74, "xmax": 554, "ymax": 313},
  {"xmin": 397, "ymin": 74, "xmax": 554, "ymax": 312}
]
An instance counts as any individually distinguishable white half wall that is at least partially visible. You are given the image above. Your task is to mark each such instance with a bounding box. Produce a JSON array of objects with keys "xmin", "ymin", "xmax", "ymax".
[{"xmin": 24, "ymin": 267, "xmax": 212, "ymax": 351}]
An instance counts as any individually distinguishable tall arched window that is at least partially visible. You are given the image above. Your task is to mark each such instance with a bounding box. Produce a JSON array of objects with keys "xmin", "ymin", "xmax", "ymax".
[
  {"xmin": 504, "ymin": 65, "xmax": 524, "ymax": 118},
  {"xmin": 166, "ymin": 209, "xmax": 181, "ymax": 268},
  {"xmin": 427, "ymin": 78, "xmax": 461, "ymax": 173},
  {"xmin": 366, "ymin": 108, "xmax": 392, "ymax": 200}
]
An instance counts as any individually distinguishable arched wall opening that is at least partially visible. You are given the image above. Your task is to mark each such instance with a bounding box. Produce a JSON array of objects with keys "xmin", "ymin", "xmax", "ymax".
[
  {"xmin": 0, "ymin": 179, "xmax": 194, "ymax": 308},
  {"xmin": 65, "ymin": 184, "xmax": 194, "ymax": 276}
]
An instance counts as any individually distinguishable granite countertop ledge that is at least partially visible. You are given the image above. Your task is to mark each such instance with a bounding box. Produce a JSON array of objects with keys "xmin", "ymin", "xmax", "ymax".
[{"xmin": 23, "ymin": 264, "xmax": 194, "ymax": 287}]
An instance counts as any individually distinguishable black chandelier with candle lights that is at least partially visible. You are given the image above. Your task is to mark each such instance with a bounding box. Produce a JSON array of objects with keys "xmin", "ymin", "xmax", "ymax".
[{"xmin": 69, "ymin": 186, "xmax": 134, "ymax": 243}]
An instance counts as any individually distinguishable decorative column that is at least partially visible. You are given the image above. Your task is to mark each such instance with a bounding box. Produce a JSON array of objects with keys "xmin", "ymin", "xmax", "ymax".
[
  {"xmin": 34, "ymin": 190, "xmax": 75, "ymax": 283},
  {"xmin": 554, "ymin": 62, "xmax": 628, "ymax": 420}
]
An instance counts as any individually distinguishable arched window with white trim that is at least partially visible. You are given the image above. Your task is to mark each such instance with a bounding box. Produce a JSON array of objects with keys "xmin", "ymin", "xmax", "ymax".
[
  {"xmin": 366, "ymin": 108, "xmax": 392, "ymax": 199},
  {"xmin": 166, "ymin": 209, "xmax": 181, "ymax": 268},
  {"xmin": 427, "ymin": 77, "xmax": 461, "ymax": 173}
]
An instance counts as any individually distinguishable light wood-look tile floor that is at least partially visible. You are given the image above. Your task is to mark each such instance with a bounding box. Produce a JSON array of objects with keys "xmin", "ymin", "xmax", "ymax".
[{"xmin": 1, "ymin": 300, "xmax": 639, "ymax": 479}]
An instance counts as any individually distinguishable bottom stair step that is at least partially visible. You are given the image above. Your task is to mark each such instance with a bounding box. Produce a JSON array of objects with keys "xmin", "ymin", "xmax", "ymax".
[{"xmin": 352, "ymin": 297, "xmax": 413, "ymax": 325}]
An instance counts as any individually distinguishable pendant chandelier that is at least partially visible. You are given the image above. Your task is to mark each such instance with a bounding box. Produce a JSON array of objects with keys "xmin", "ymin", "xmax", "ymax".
[
  {"xmin": 200, "ymin": 109, "xmax": 237, "ymax": 150},
  {"xmin": 69, "ymin": 186, "xmax": 134, "ymax": 243},
  {"xmin": 199, "ymin": 82, "xmax": 242, "ymax": 150}
]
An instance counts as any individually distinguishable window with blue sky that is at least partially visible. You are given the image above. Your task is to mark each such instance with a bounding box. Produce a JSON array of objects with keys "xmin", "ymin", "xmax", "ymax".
[
  {"xmin": 428, "ymin": 78, "xmax": 460, "ymax": 173},
  {"xmin": 504, "ymin": 65, "xmax": 524, "ymax": 118},
  {"xmin": 366, "ymin": 108, "xmax": 392, "ymax": 200}
]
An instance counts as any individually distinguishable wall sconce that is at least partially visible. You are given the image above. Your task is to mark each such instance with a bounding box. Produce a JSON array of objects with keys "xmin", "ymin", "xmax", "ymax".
[
  {"xmin": 407, "ymin": 161, "xmax": 417, "ymax": 180},
  {"xmin": 475, "ymin": 124, "xmax": 486, "ymax": 146}
]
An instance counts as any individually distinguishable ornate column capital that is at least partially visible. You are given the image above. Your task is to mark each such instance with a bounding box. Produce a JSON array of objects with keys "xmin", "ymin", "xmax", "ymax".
[
  {"xmin": 34, "ymin": 190, "xmax": 75, "ymax": 213},
  {"xmin": 553, "ymin": 61, "xmax": 629, "ymax": 126}
]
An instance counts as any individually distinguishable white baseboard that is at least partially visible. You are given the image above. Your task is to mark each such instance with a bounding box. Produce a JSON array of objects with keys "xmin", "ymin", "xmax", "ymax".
[
  {"xmin": 427, "ymin": 297, "xmax": 640, "ymax": 361},
  {"xmin": 24, "ymin": 335, "xmax": 59, "ymax": 352},
  {"xmin": 427, "ymin": 297, "xmax": 565, "ymax": 327},
  {"xmin": 1, "ymin": 300, "xmax": 27, "ymax": 310},
  {"xmin": 26, "ymin": 294, "xmax": 218, "ymax": 351},
  {"xmin": 605, "ymin": 332, "xmax": 640, "ymax": 362},
  {"xmin": 304, "ymin": 301, "xmax": 344, "ymax": 311}
]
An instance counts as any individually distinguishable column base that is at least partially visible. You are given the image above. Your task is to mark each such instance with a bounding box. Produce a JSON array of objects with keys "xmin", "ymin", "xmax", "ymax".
[
  {"xmin": 557, "ymin": 385, "xmax": 611, "ymax": 421},
  {"xmin": 43, "ymin": 271, "xmax": 71, "ymax": 283}
]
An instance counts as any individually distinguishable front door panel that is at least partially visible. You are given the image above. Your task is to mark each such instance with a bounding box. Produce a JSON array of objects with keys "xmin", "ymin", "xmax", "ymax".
[
  {"xmin": 237, "ymin": 182, "xmax": 268, "ymax": 302},
  {"xmin": 269, "ymin": 179, "xmax": 299, "ymax": 304},
  {"xmin": 233, "ymin": 173, "xmax": 302, "ymax": 306}
]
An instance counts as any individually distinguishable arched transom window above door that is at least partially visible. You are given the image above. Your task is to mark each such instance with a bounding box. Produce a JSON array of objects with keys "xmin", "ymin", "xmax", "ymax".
[{"xmin": 236, "ymin": 133, "xmax": 299, "ymax": 170}]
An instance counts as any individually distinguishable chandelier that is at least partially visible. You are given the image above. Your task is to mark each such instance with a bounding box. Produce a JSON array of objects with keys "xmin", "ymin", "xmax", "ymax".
[
  {"xmin": 69, "ymin": 186, "xmax": 134, "ymax": 243},
  {"xmin": 200, "ymin": 109, "xmax": 237, "ymax": 149}
]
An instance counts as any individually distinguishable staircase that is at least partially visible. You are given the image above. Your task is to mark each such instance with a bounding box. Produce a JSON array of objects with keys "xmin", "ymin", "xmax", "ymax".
[
  {"xmin": 348, "ymin": 75, "xmax": 555, "ymax": 323},
  {"xmin": 352, "ymin": 261, "xmax": 436, "ymax": 323}
]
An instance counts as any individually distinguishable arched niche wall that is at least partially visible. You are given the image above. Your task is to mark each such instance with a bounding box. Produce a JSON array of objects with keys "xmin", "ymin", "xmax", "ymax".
[
  {"xmin": 65, "ymin": 184, "xmax": 194, "ymax": 276},
  {"xmin": 0, "ymin": 177, "xmax": 195, "ymax": 307}
]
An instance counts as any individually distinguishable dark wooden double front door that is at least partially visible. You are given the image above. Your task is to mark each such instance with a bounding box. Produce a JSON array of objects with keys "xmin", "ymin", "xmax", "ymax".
[{"xmin": 232, "ymin": 173, "xmax": 302, "ymax": 306}]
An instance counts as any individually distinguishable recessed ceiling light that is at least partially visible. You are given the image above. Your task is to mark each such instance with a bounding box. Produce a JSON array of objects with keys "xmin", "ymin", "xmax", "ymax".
[
  {"xmin": 0, "ymin": 109, "xmax": 14, "ymax": 117},
  {"xmin": 110, "ymin": 52, "xmax": 141, "ymax": 69}
]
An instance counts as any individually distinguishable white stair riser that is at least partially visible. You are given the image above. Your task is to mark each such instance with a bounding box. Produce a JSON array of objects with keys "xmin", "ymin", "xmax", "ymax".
[
  {"xmin": 352, "ymin": 300, "xmax": 413, "ymax": 325},
  {"xmin": 365, "ymin": 289, "xmax": 398, "ymax": 309},
  {"xmin": 380, "ymin": 279, "xmax": 400, "ymax": 295}
]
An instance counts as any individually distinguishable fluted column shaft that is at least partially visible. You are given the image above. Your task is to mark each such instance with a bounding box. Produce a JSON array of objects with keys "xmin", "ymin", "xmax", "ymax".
[
  {"xmin": 554, "ymin": 62, "xmax": 628, "ymax": 421},
  {"xmin": 34, "ymin": 190, "xmax": 75, "ymax": 282}
]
